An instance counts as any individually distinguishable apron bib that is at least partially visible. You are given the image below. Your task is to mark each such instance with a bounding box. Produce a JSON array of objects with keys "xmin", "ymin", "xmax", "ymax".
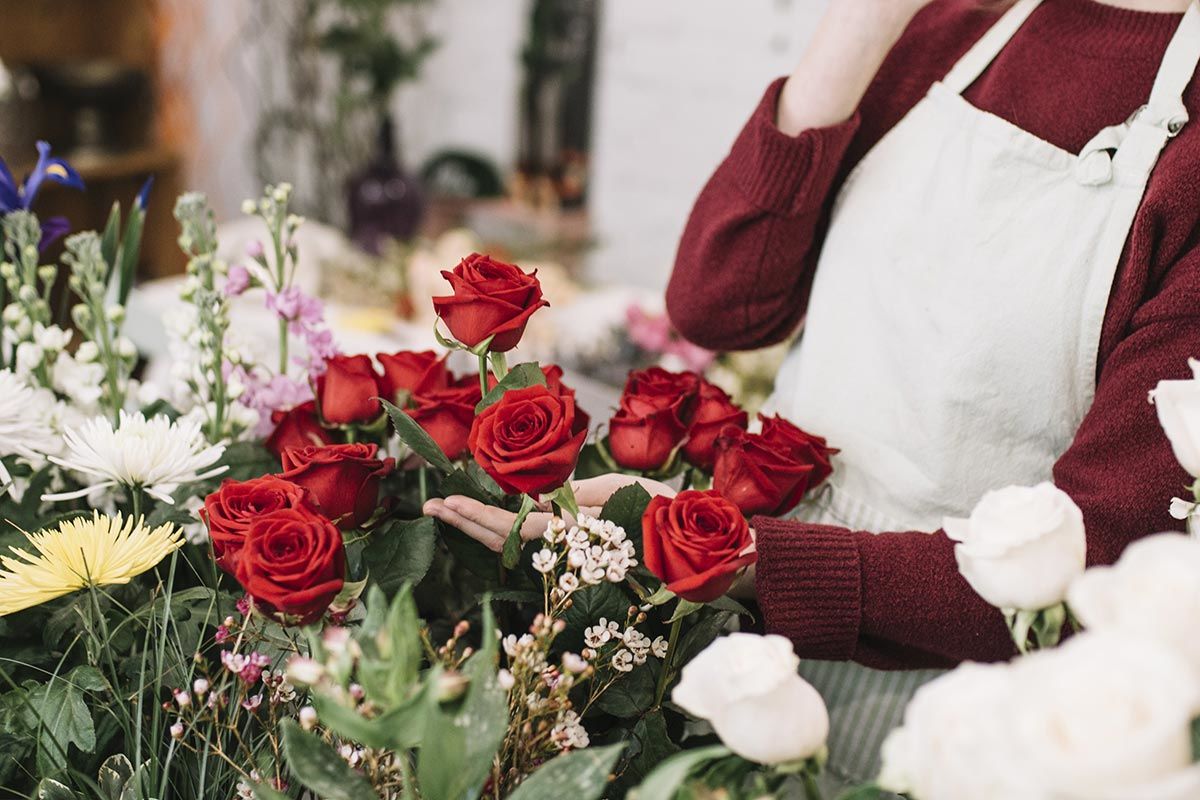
[{"xmin": 764, "ymin": 0, "xmax": 1200, "ymax": 787}]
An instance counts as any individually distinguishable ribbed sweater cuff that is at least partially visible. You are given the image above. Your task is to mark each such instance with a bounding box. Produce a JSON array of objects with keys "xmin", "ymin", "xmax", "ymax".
[
  {"xmin": 753, "ymin": 516, "xmax": 862, "ymax": 660},
  {"xmin": 727, "ymin": 77, "xmax": 861, "ymax": 218}
]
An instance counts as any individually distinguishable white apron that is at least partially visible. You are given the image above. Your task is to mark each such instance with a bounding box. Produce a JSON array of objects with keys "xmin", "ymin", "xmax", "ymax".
[{"xmin": 764, "ymin": 0, "xmax": 1200, "ymax": 786}]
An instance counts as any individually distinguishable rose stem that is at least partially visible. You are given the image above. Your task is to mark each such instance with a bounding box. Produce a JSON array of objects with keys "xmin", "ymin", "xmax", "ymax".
[
  {"xmin": 653, "ymin": 614, "xmax": 684, "ymax": 708},
  {"xmin": 801, "ymin": 770, "xmax": 823, "ymax": 800},
  {"xmin": 478, "ymin": 352, "xmax": 489, "ymax": 397},
  {"xmin": 417, "ymin": 467, "xmax": 428, "ymax": 505}
]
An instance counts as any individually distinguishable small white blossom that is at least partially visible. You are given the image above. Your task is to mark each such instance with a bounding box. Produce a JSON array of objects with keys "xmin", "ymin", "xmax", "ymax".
[
  {"xmin": 612, "ymin": 649, "xmax": 635, "ymax": 673},
  {"xmin": 652, "ymin": 637, "xmax": 670, "ymax": 659},
  {"xmin": 532, "ymin": 548, "xmax": 557, "ymax": 574},
  {"xmin": 558, "ymin": 573, "xmax": 580, "ymax": 594}
]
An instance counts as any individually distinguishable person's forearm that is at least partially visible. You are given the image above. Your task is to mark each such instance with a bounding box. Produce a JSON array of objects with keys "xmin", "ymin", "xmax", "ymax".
[{"xmin": 777, "ymin": 3, "xmax": 921, "ymax": 135}]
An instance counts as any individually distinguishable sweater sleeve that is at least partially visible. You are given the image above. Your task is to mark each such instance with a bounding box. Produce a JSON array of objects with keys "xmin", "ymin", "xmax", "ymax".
[
  {"xmin": 664, "ymin": 79, "xmax": 860, "ymax": 352},
  {"xmin": 753, "ymin": 261, "xmax": 1200, "ymax": 669}
]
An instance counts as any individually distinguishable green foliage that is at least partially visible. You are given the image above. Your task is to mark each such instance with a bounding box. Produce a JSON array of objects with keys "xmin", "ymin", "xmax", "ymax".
[
  {"xmin": 600, "ymin": 483, "xmax": 652, "ymax": 561},
  {"xmin": 215, "ymin": 441, "xmax": 281, "ymax": 482},
  {"xmin": 592, "ymin": 662, "xmax": 659, "ymax": 719},
  {"xmin": 382, "ymin": 398, "xmax": 455, "ymax": 474},
  {"xmin": 476, "ymin": 361, "xmax": 547, "ymax": 413},
  {"xmin": 618, "ymin": 711, "xmax": 682, "ymax": 789},
  {"xmin": 280, "ymin": 718, "xmax": 379, "ymax": 800},
  {"xmin": 21, "ymin": 665, "xmax": 107, "ymax": 775},
  {"xmin": 627, "ymin": 746, "xmax": 732, "ymax": 800},
  {"xmin": 362, "ymin": 516, "xmax": 438, "ymax": 596},
  {"xmin": 508, "ymin": 743, "xmax": 625, "ymax": 800}
]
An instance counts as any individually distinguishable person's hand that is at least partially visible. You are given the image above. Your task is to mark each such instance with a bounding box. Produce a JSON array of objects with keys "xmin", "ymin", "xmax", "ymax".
[{"xmin": 423, "ymin": 474, "xmax": 676, "ymax": 553}]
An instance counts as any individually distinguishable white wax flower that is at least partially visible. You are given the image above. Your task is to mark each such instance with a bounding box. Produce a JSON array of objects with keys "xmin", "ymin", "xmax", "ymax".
[
  {"xmin": 672, "ymin": 633, "xmax": 828, "ymax": 765},
  {"xmin": 1151, "ymin": 359, "xmax": 1200, "ymax": 478},
  {"xmin": 944, "ymin": 482, "xmax": 1086, "ymax": 610},
  {"xmin": 1068, "ymin": 533, "xmax": 1200, "ymax": 676}
]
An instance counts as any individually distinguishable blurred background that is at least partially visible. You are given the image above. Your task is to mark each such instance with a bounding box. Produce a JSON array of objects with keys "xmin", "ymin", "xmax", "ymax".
[{"xmin": 0, "ymin": 0, "xmax": 823, "ymax": 407}]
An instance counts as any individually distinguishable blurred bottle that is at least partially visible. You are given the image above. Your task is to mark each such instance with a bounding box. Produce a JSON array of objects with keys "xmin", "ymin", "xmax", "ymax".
[{"xmin": 347, "ymin": 116, "xmax": 425, "ymax": 254}]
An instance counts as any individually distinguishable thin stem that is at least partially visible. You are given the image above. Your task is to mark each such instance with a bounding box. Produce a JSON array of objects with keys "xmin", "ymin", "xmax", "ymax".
[
  {"xmin": 277, "ymin": 316, "xmax": 289, "ymax": 375},
  {"xmin": 418, "ymin": 467, "xmax": 429, "ymax": 505},
  {"xmin": 653, "ymin": 614, "xmax": 684, "ymax": 708},
  {"xmin": 131, "ymin": 486, "xmax": 143, "ymax": 521},
  {"xmin": 802, "ymin": 770, "xmax": 823, "ymax": 800},
  {"xmin": 478, "ymin": 352, "xmax": 489, "ymax": 397}
]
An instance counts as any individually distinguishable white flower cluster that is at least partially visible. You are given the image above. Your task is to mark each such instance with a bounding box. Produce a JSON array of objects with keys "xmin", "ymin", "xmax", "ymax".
[
  {"xmin": 882, "ymin": 533, "xmax": 1200, "ymax": 800},
  {"xmin": 582, "ymin": 617, "xmax": 668, "ymax": 674},
  {"xmin": 550, "ymin": 709, "xmax": 589, "ymax": 750},
  {"xmin": 533, "ymin": 514, "xmax": 638, "ymax": 600}
]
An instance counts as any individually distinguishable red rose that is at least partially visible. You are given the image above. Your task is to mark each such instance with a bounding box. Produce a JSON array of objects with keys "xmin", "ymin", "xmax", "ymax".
[
  {"xmin": 264, "ymin": 401, "xmax": 333, "ymax": 458},
  {"xmin": 468, "ymin": 384, "xmax": 587, "ymax": 495},
  {"xmin": 317, "ymin": 354, "xmax": 383, "ymax": 425},
  {"xmin": 609, "ymin": 393, "xmax": 690, "ymax": 471},
  {"xmin": 759, "ymin": 414, "xmax": 835, "ymax": 488},
  {"xmin": 713, "ymin": 416, "xmax": 836, "ymax": 517},
  {"xmin": 682, "ymin": 382, "xmax": 748, "ymax": 470},
  {"xmin": 606, "ymin": 367, "xmax": 700, "ymax": 471},
  {"xmin": 279, "ymin": 443, "xmax": 395, "ymax": 529},
  {"xmin": 377, "ymin": 350, "xmax": 451, "ymax": 403},
  {"xmin": 487, "ymin": 364, "xmax": 591, "ymax": 433},
  {"xmin": 432, "ymin": 253, "xmax": 549, "ymax": 352},
  {"xmin": 407, "ymin": 380, "xmax": 482, "ymax": 460},
  {"xmin": 642, "ymin": 490, "xmax": 756, "ymax": 602},
  {"xmin": 201, "ymin": 476, "xmax": 318, "ymax": 573},
  {"xmin": 235, "ymin": 507, "xmax": 346, "ymax": 626}
]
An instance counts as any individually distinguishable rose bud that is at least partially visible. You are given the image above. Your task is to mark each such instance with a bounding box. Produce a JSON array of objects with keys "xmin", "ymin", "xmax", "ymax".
[
  {"xmin": 407, "ymin": 381, "xmax": 482, "ymax": 460},
  {"xmin": 279, "ymin": 443, "xmax": 395, "ymax": 529},
  {"xmin": 376, "ymin": 350, "xmax": 451, "ymax": 403},
  {"xmin": 201, "ymin": 476, "xmax": 318, "ymax": 573},
  {"xmin": 432, "ymin": 253, "xmax": 549, "ymax": 352},
  {"xmin": 713, "ymin": 415, "xmax": 836, "ymax": 517},
  {"xmin": 316, "ymin": 354, "xmax": 384, "ymax": 425},
  {"xmin": 234, "ymin": 507, "xmax": 346, "ymax": 626},
  {"xmin": 682, "ymin": 381, "xmax": 748, "ymax": 471},
  {"xmin": 264, "ymin": 401, "xmax": 333, "ymax": 458},
  {"xmin": 468, "ymin": 384, "xmax": 587, "ymax": 495},
  {"xmin": 642, "ymin": 490, "xmax": 756, "ymax": 603}
]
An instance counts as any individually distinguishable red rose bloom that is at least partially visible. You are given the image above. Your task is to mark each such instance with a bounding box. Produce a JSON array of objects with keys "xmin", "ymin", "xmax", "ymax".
[
  {"xmin": 279, "ymin": 443, "xmax": 395, "ymax": 529},
  {"xmin": 642, "ymin": 490, "xmax": 756, "ymax": 603},
  {"xmin": 235, "ymin": 507, "xmax": 346, "ymax": 626},
  {"xmin": 407, "ymin": 380, "xmax": 482, "ymax": 460},
  {"xmin": 377, "ymin": 350, "xmax": 451, "ymax": 403},
  {"xmin": 264, "ymin": 401, "xmax": 333, "ymax": 458},
  {"xmin": 713, "ymin": 415, "xmax": 836, "ymax": 517},
  {"xmin": 432, "ymin": 253, "xmax": 549, "ymax": 352},
  {"xmin": 488, "ymin": 364, "xmax": 591, "ymax": 432},
  {"xmin": 468, "ymin": 384, "xmax": 587, "ymax": 495},
  {"xmin": 682, "ymin": 382, "xmax": 748, "ymax": 470},
  {"xmin": 317, "ymin": 354, "xmax": 383, "ymax": 425},
  {"xmin": 609, "ymin": 393, "xmax": 690, "ymax": 471},
  {"xmin": 201, "ymin": 476, "xmax": 318, "ymax": 573},
  {"xmin": 606, "ymin": 367, "xmax": 700, "ymax": 471}
]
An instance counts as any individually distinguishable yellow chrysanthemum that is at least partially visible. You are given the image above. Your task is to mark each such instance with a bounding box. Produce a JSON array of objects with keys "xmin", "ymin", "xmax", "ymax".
[{"xmin": 0, "ymin": 513, "xmax": 183, "ymax": 616}]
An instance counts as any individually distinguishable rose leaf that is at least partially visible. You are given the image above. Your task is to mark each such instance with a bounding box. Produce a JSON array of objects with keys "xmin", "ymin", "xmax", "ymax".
[
  {"xmin": 475, "ymin": 362, "xmax": 547, "ymax": 413},
  {"xmin": 381, "ymin": 398, "xmax": 455, "ymax": 474}
]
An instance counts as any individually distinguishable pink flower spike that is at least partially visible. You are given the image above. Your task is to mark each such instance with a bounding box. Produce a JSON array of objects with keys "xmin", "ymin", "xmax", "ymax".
[{"xmin": 225, "ymin": 265, "xmax": 252, "ymax": 296}]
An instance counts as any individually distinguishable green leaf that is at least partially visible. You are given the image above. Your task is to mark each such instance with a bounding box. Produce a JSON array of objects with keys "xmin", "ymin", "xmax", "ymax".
[
  {"xmin": 601, "ymin": 484, "xmax": 652, "ymax": 560},
  {"xmin": 441, "ymin": 466, "xmax": 501, "ymax": 505},
  {"xmin": 251, "ymin": 785, "xmax": 291, "ymax": 800},
  {"xmin": 628, "ymin": 746, "xmax": 732, "ymax": 800},
  {"xmin": 215, "ymin": 441, "xmax": 280, "ymax": 482},
  {"xmin": 438, "ymin": 518, "xmax": 503, "ymax": 580},
  {"xmin": 643, "ymin": 585, "xmax": 675, "ymax": 607},
  {"xmin": 117, "ymin": 204, "xmax": 146, "ymax": 307},
  {"xmin": 362, "ymin": 516, "xmax": 437, "ymax": 595},
  {"xmin": 98, "ymin": 754, "xmax": 133, "ymax": 800},
  {"xmin": 509, "ymin": 743, "xmax": 625, "ymax": 800},
  {"xmin": 418, "ymin": 600, "xmax": 507, "ymax": 800},
  {"xmin": 311, "ymin": 675, "xmax": 435, "ymax": 750},
  {"xmin": 23, "ymin": 665, "xmax": 105, "ymax": 774},
  {"xmin": 619, "ymin": 710, "xmax": 681, "ymax": 787},
  {"xmin": 475, "ymin": 361, "xmax": 546, "ymax": 413},
  {"xmin": 593, "ymin": 662, "xmax": 658, "ymax": 718},
  {"xmin": 502, "ymin": 494, "xmax": 537, "ymax": 569},
  {"xmin": 675, "ymin": 611, "xmax": 734, "ymax": 666},
  {"xmin": 280, "ymin": 718, "xmax": 378, "ymax": 800},
  {"xmin": 564, "ymin": 582, "xmax": 630, "ymax": 633},
  {"xmin": 36, "ymin": 778, "xmax": 77, "ymax": 800},
  {"xmin": 667, "ymin": 599, "xmax": 704, "ymax": 624},
  {"xmin": 706, "ymin": 595, "xmax": 753, "ymax": 620},
  {"xmin": 835, "ymin": 785, "xmax": 886, "ymax": 800},
  {"xmin": 382, "ymin": 398, "xmax": 455, "ymax": 474},
  {"xmin": 99, "ymin": 202, "xmax": 121, "ymax": 279}
]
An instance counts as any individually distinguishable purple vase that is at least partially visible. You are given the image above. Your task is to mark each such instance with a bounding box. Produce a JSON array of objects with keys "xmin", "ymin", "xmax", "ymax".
[{"xmin": 347, "ymin": 116, "xmax": 426, "ymax": 254}]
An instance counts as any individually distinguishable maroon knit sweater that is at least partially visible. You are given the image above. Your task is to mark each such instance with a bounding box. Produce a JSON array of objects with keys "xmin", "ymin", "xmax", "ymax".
[{"xmin": 668, "ymin": 0, "xmax": 1200, "ymax": 669}]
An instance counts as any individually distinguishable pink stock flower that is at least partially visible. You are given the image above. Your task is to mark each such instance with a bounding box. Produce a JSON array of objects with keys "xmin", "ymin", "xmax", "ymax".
[{"xmin": 225, "ymin": 265, "xmax": 252, "ymax": 296}]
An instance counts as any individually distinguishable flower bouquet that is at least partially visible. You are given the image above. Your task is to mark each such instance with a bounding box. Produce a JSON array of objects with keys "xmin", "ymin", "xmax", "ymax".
[{"xmin": 0, "ymin": 149, "xmax": 841, "ymax": 800}]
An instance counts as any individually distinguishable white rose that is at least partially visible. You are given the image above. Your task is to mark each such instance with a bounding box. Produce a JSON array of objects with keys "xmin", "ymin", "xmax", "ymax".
[
  {"xmin": 671, "ymin": 633, "xmax": 828, "ymax": 765},
  {"xmin": 1007, "ymin": 632, "xmax": 1200, "ymax": 800},
  {"xmin": 1068, "ymin": 533, "xmax": 1200, "ymax": 676},
  {"xmin": 879, "ymin": 663, "xmax": 1041, "ymax": 800},
  {"xmin": 944, "ymin": 483, "xmax": 1086, "ymax": 610},
  {"xmin": 1152, "ymin": 361, "xmax": 1200, "ymax": 478}
]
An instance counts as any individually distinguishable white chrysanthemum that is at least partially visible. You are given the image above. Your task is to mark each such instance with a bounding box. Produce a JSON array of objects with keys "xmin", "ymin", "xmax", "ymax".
[
  {"xmin": 0, "ymin": 370, "xmax": 61, "ymax": 494},
  {"xmin": 43, "ymin": 411, "xmax": 227, "ymax": 504}
]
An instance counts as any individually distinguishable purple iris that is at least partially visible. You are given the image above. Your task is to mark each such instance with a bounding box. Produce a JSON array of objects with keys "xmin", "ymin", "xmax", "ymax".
[{"xmin": 0, "ymin": 141, "xmax": 85, "ymax": 250}]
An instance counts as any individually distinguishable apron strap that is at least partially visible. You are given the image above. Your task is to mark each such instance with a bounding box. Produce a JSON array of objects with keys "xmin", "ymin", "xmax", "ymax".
[
  {"xmin": 1143, "ymin": 0, "xmax": 1200, "ymax": 132},
  {"xmin": 941, "ymin": 0, "xmax": 1043, "ymax": 95}
]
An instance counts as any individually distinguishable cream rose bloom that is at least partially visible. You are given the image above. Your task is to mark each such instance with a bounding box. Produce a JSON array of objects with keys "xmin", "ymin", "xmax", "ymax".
[
  {"xmin": 944, "ymin": 482, "xmax": 1086, "ymax": 610},
  {"xmin": 879, "ymin": 663, "xmax": 1041, "ymax": 800},
  {"xmin": 1067, "ymin": 533, "xmax": 1200, "ymax": 676},
  {"xmin": 1151, "ymin": 360, "xmax": 1200, "ymax": 478},
  {"xmin": 671, "ymin": 633, "xmax": 828, "ymax": 765},
  {"xmin": 1007, "ymin": 632, "xmax": 1200, "ymax": 800}
]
